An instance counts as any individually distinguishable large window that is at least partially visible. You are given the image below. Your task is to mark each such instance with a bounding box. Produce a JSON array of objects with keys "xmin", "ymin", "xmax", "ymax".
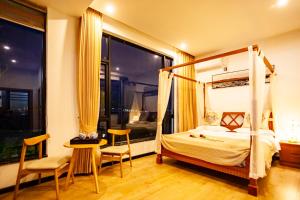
[
  {"xmin": 99, "ymin": 35, "xmax": 173, "ymax": 144},
  {"xmin": 0, "ymin": 16, "xmax": 46, "ymax": 164}
]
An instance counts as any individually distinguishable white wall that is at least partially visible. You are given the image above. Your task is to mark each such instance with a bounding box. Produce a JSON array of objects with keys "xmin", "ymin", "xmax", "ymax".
[
  {"xmin": 195, "ymin": 29, "xmax": 300, "ymax": 140},
  {"xmin": 0, "ymin": 7, "xmax": 80, "ymax": 189}
]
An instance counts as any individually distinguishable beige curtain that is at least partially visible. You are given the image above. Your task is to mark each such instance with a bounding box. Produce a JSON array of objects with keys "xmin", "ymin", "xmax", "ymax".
[
  {"xmin": 176, "ymin": 51, "xmax": 198, "ymax": 132},
  {"xmin": 248, "ymin": 46, "xmax": 266, "ymax": 178},
  {"xmin": 75, "ymin": 8, "xmax": 102, "ymax": 174},
  {"xmin": 155, "ymin": 70, "xmax": 174, "ymax": 154}
]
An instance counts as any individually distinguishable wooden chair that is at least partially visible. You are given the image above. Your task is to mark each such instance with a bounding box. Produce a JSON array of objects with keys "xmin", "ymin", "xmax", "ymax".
[
  {"xmin": 14, "ymin": 134, "xmax": 72, "ymax": 200},
  {"xmin": 98, "ymin": 129, "xmax": 132, "ymax": 178}
]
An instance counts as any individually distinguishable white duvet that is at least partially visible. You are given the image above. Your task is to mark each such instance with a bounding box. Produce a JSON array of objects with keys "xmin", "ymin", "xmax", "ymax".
[{"xmin": 161, "ymin": 126, "xmax": 279, "ymax": 177}]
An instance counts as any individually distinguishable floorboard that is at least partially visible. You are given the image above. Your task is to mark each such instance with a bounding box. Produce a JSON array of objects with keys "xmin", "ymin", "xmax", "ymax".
[{"xmin": 0, "ymin": 155, "xmax": 299, "ymax": 200}]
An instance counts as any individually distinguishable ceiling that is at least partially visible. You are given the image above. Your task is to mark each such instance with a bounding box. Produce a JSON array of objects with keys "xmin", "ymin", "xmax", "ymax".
[
  {"xmin": 91, "ymin": 0, "xmax": 300, "ymax": 56},
  {"xmin": 29, "ymin": 0, "xmax": 93, "ymax": 16}
]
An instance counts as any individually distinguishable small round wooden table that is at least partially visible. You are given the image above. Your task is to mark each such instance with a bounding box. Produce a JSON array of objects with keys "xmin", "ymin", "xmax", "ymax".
[{"xmin": 64, "ymin": 139, "xmax": 107, "ymax": 193}]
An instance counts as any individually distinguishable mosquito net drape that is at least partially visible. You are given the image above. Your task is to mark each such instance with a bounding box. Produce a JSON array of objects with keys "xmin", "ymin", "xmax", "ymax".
[
  {"xmin": 248, "ymin": 46, "xmax": 266, "ymax": 178},
  {"xmin": 155, "ymin": 70, "xmax": 174, "ymax": 154}
]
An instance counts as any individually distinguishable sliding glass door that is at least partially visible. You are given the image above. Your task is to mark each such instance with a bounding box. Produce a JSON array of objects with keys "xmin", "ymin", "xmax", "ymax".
[{"xmin": 99, "ymin": 34, "xmax": 173, "ymax": 144}]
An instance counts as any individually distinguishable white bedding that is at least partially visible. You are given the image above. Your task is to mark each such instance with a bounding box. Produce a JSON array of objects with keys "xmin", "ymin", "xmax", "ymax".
[{"xmin": 161, "ymin": 126, "xmax": 279, "ymax": 177}]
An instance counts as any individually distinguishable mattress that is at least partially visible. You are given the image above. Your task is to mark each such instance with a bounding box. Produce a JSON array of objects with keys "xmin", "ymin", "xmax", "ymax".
[{"xmin": 161, "ymin": 127, "xmax": 278, "ymax": 176}]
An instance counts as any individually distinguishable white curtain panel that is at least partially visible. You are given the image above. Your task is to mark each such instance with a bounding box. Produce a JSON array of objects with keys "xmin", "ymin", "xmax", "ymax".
[
  {"xmin": 270, "ymin": 73, "xmax": 277, "ymax": 133},
  {"xmin": 248, "ymin": 46, "xmax": 266, "ymax": 179},
  {"xmin": 196, "ymin": 82, "xmax": 205, "ymax": 126},
  {"xmin": 155, "ymin": 70, "xmax": 174, "ymax": 153}
]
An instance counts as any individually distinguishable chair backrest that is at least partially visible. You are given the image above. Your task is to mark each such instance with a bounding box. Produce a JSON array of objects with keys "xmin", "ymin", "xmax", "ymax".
[
  {"xmin": 107, "ymin": 129, "xmax": 131, "ymax": 147},
  {"xmin": 18, "ymin": 134, "xmax": 50, "ymax": 171}
]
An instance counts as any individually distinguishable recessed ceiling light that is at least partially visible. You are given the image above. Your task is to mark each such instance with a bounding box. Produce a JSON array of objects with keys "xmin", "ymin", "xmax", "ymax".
[
  {"xmin": 274, "ymin": 0, "xmax": 288, "ymax": 7},
  {"xmin": 180, "ymin": 42, "xmax": 187, "ymax": 50},
  {"xmin": 11, "ymin": 59, "xmax": 17, "ymax": 63},
  {"xmin": 116, "ymin": 67, "xmax": 120, "ymax": 71},
  {"xmin": 3, "ymin": 45, "xmax": 10, "ymax": 50},
  {"xmin": 154, "ymin": 55, "xmax": 159, "ymax": 59},
  {"xmin": 105, "ymin": 4, "xmax": 115, "ymax": 14}
]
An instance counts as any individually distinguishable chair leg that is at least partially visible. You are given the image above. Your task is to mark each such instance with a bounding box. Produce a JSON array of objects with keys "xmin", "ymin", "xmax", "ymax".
[
  {"xmin": 119, "ymin": 154, "xmax": 123, "ymax": 178},
  {"xmin": 38, "ymin": 173, "xmax": 42, "ymax": 184},
  {"xmin": 98, "ymin": 153, "xmax": 103, "ymax": 176},
  {"xmin": 129, "ymin": 152, "xmax": 132, "ymax": 167},
  {"xmin": 14, "ymin": 173, "xmax": 21, "ymax": 200},
  {"xmin": 71, "ymin": 172, "xmax": 75, "ymax": 184},
  {"xmin": 54, "ymin": 169, "xmax": 60, "ymax": 200}
]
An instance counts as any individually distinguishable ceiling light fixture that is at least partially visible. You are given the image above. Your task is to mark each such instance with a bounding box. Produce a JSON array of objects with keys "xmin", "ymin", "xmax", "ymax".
[
  {"xmin": 154, "ymin": 55, "xmax": 159, "ymax": 59},
  {"xmin": 180, "ymin": 42, "xmax": 187, "ymax": 50},
  {"xmin": 116, "ymin": 67, "xmax": 120, "ymax": 71},
  {"xmin": 274, "ymin": 0, "xmax": 288, "ymax": 7},
  {"xmin": 3, "ymin": 45, "xmax": 10, "ymax": 50},
  {"xmin": 11, "ymin": 59, "xmax": 17, "ymax": 63},
  {"xmin": 105, "ymin": 4, "xmax": 115, "ymax": 14}
]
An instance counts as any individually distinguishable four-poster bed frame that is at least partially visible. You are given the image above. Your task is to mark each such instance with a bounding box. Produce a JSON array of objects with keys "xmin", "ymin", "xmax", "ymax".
[{"xmin": 156, "ymin": 45, "xmax": 275, "ymax": 196}]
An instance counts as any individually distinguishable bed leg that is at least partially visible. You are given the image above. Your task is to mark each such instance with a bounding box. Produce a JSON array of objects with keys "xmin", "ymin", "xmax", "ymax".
[
  {"xmin": 156, "ymin": 154, "xmax": 163, "ymax": 164},
  {"xmin": 248, "ymin": 178, "xmax": 258, "ymax": 196}
]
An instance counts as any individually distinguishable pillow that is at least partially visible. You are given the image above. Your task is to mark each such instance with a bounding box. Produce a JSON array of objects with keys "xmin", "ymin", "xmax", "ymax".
[
  {"xmin": 242, "ymin": 113, "xmax": 250, "ymax": 128},
  {"xmin": 139, "ymin": 112, "xmax": 149, "ymax": 121},
  {"xmin": 196, "ymin": 125, "xmax": 230, "ymax": 132},
  {"xmin": 204, "ymin": 111, "xmax": 222, "ymax": 126},
  {"xmin": 261, "ymin": 110, "xmax": 271, "ymax": 130},
  {"xmin": 242, "ymin": 110, "xmax": 271, "ymax": 129}
]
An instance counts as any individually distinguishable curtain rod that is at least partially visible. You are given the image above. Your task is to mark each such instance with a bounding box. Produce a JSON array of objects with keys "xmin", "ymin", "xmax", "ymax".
[
  {"xmin": 173, "ymin": 73, "xmax": 199, "ymax": 83},
  {"xmin": 162, "ymin": 44, "xmax": 274, "ymax": 73}
]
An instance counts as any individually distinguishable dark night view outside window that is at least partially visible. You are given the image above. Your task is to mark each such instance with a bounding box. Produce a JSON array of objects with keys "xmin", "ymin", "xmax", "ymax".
[
  {"xmin": 99, "ymin": 35, "xmax": 173, "ymax": 145},
  {"xmin": 0, "ymin": 18, "xmax": 46, "ymax": 164}
]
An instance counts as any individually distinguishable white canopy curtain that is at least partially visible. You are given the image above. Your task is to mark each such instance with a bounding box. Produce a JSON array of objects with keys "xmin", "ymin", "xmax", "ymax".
[
  {"xmin": 155, "ymin": 70, "xmax": 174, "ymax": 154},
  {"xmin": 248, "ymin": 46, "xmax": 266, "ymax": 178}
]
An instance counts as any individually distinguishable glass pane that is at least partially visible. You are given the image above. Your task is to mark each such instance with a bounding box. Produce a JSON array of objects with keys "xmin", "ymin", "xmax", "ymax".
[
  {"xmin": 98, "ymin": 121, "xmax": 107, "ymax": 139},
  {"xmin": 110, "ymin": 38, "xmax": 162, "ymax": 143},
  {"xmin": 100, "ymin": 64, "xmax": 106, "ymax": 117},
  {"xmin": 0, "ymin": 19, "xmax": 45, "ymax": 163},
  {"xmin": 101, "ymin": 36, "xmax": 108, "ymax": 60}
]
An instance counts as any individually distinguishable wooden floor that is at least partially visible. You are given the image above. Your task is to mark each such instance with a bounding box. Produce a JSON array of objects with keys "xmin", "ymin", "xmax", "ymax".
[{"xmin": 1, "ymin": 154, "xmax": 299, "ymax": 200}]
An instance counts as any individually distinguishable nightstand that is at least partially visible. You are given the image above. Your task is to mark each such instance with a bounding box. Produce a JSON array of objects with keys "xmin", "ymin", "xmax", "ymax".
[{"xmin": 279, "ymin": 141, "xmax": 300, "ymax": 168}]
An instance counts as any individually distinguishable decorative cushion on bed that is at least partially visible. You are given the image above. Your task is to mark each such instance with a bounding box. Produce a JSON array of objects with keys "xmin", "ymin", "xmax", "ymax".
[
  {"xmin": 204, "ymin": 111, "xmax": 222, "ymax": 126},
  {"xmin": 242, "ymin": 110, "xmax": 271, "ymax": 129},
  {"xmin": 139, "ymin": 112, "xmax": 149, "ymax": 121}
]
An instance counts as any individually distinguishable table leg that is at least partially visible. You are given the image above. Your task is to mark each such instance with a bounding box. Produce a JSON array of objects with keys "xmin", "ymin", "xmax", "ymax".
[
  {"xmin": 91, "ymin": 148, "xmax": 100, "ymax": 194},
  {"xmin": 65, "ymin": 148, "xmax": 77, "ymax": 190}
]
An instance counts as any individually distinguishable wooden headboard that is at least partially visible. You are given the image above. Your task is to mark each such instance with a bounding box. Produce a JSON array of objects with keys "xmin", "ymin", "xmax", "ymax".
[{"xmin": 220, "ymin": 112, "xmax": 274, "ymax": 131}]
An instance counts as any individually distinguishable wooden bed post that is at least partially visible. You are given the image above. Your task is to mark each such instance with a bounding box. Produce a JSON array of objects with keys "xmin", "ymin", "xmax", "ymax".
[
  {"xmin": 156, "ymin": 154, "xmax": 163, "ymax": 164},
  {"xmin": 248, "ymin": 178, "xmax": 258, "ymax": 196}
]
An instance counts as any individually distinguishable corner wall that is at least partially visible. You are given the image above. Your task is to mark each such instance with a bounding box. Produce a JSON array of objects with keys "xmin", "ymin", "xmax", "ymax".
[
  {"xmin": 0, "ymin": 7, "xmax": 80, "ymax": 189},
  {"xmin": 195, "ymin": 29, "xmax": 300, "ymax": 140}
]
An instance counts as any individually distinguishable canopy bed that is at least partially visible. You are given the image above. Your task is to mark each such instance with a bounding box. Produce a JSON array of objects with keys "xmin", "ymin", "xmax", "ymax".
[{"xmin": 155, "ymin": 45, "xmax": 278, "ymax": 196}]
